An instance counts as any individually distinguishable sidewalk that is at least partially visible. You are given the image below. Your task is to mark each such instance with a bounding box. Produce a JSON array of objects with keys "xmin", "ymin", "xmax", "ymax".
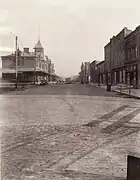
[
  {"xmin": 91, "ymin": 83, "xmax": 140, "ymax": 99},
  {"xmin": 113, "ymin": 86, "xmax": 140, "ymax": 99}
]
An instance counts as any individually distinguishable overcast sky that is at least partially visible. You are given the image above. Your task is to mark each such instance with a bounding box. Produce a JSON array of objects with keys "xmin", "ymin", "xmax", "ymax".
[{"xmin": 0, "ymin": 0, "xmax": 140, "ymax": 77}]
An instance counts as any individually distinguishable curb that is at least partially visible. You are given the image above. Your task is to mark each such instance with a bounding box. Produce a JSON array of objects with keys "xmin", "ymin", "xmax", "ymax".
[
  {"xmin": 92, "ymin": 83, "xmax": 140, "ymax": 100},
  {"xmin": 112, "ymin": 90, "xmax": 140, "ymax": 100}
]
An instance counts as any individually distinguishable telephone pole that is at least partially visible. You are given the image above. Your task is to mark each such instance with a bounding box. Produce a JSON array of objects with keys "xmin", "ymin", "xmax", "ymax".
[
  {"xmin": 34, "ymin": 65, "xmax": 36, "ymax": 84},
  {"xmin": 15, "ymin": 36, "xmax": 18, "ymax": 88}
]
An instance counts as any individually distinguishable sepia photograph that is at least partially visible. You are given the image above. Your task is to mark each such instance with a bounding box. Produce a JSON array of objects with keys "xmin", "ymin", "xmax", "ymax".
[{"xmin": 0, "ymin": 0, "xmax": 140, "ymax": 179}]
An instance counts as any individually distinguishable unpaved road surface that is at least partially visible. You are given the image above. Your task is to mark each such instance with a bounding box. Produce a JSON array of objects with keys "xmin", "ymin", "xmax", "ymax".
[{"xmin": 1, "ymin": 84, "xmax": 140, "ymax": 180}]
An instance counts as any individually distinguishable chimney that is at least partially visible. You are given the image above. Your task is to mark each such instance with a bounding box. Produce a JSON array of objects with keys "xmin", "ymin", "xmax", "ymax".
[{"xmin": 23, "ymin": 47, "xmax": 29, "ymax": 53}]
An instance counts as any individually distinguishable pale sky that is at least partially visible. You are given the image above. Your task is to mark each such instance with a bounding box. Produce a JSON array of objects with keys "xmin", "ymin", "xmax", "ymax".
[{"xmin": 0, "ymin": 0, "xmax": 140, "ymax": 77}]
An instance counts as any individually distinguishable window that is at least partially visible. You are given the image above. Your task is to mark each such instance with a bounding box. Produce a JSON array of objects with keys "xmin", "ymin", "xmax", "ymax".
[
  {"xmin": 19, "ymin": 58, "xmax": 24, "ymax": 66},
  {"xmin": 22, "ymin": 58, "xmax": 24, "ymax": 66},
  {"xmin": 135, "ymin": 45, "xmax": 137, "ymax": 59},
  {"xmin": 12, "ymin": 58, "xmax": 16, "ymax": 66}
]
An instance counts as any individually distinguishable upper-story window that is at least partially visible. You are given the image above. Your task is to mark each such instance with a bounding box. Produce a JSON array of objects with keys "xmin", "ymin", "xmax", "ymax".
[
  {"xmin": 21, "ymin": 59, "xmax": 24, "ymax": 66},
  {"xmin": 37, "ymin": 62, "xmax": 39, "ymax": 68},
  {"xmin": 128, "ymin": 47, "xmax": 132, "ymax": 60},
  {"xmin": 12, "ymin": 58, "xmax": 16, "ymax": 67},
  {"xmin": 134, "ymin": 45, "xmax": 138, "ymax": 59}
]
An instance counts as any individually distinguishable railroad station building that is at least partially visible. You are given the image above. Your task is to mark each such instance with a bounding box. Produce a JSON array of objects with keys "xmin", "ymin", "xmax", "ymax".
[{"xmin": 1, "ymin": 40, "xmax": 57, "ymax": 83}]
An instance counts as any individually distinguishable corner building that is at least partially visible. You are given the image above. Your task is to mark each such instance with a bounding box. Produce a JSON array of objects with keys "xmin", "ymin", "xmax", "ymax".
[
  {"xmin": 125, "ymin": 25, "xmax": 140, "ymax": 88},
  {"xmin": 104, "ymin": 27, "xmax": 132, "ymax": 85}
]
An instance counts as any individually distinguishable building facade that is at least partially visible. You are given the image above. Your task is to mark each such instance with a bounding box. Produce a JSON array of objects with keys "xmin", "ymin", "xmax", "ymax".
[
  {"xmin": 80, "ymin": 62, "xmax": 85, "ymax": 83},
  {"xmin": 1, "ymin": 48, "xmax": 37, "ymax": 82},
  {"xmin": 1, "ymin": 40, "xmax": 56, "ymax": 83},
  {"xmin": 96, "ymin": 61, "xmax": 105, "ymax": 85},
  {"xmin": 84, "ymin": 62, "xmax": 90, "ymax": 83},
  {"xmin": 79, "ymin": 62, "xmax": 90, "ymax": 84},
  {"xmin": 104, "ymin": 27, "xmax": 132, "ymax": 85},
  {"xmin": 125, "ymin": 25, "xmax": 140, "ymax": 88},
  {"xmin": 79, "ymin": 26, "xmax": 140, "ymax": 88},
  {"xmin": 90, "ymin": 60, "xmax": 100, "ymax": 83},
  {"xmin": 104, "ymin": 41, "xmax": 111, "ymax": 84}
]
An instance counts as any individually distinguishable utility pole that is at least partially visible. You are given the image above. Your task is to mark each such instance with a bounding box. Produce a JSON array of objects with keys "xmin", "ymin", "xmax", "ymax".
[
  {"xmin": 15, "ymin": 36, "xmax": 18, "ymax": 88},
  {"xmin": 34, "ymin": 65, "xmax": 36, "ymax": 84}
]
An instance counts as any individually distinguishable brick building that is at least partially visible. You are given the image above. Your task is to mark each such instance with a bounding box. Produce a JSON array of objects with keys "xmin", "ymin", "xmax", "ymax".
[
  {"xmin": 96, "ymin": 61, "xmax": 105, "ymax": 85},
  {"xmin": 104, "ymin": 27, "xmax": 132, "ymax": 85},
  {"xmin": 125, "ymin": 25, "xmax": 140, "ymax": 88},
  {"xmin": 1, "ymin": 48, "xmax": 36, "ymax": 82},
  {"xmin": 90, "ymin": 60, "xmax": 100, "ymax": 83},
  {"xmin": 79, "ymin": 26, "xmax": 140, "ymax": 88},
  {"xmin": 104, "ymin": 41, "xmax": 111, "ymax": 84},
  {"xmin": 1, "ymin": 40, "xmax": 56, "ymax": 83},
  {"xmin": 104, "ymin": 25, "xmax": 140, "ymax": 88}
]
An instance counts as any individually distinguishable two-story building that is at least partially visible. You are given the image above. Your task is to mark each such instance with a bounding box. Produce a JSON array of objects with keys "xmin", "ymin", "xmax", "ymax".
[
  {"xmin": 90, "ymin": 60, "xmax": 100, "ymax": 83},
  {"xmin": 1, "ymin": 48, "xmax": 36, "ymax": 82},
  {"xmin": 96, "ymin": 61, "xmax": 105, "ymax": 85},
  {"xmin": 1, "ymin": 40, "xmax": 56, "ymax": 83}
]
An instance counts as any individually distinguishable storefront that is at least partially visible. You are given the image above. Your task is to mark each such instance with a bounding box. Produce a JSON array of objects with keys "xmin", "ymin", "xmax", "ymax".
[
  {"xmin": 111, "ymin": 67, "xmax": 125, "ymax": 85},
  {"xmin": 125, "ymin": 64, "xmax": 138, "ymax": 88}
]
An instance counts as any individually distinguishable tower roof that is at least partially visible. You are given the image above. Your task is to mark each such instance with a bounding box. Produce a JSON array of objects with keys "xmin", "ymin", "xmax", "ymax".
[{"xmin": 34, "ymin": 40, "xmax": 44, "ymax": 49}]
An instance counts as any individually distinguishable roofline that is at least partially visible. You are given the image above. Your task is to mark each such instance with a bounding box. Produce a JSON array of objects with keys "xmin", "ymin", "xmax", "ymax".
[
  {"xmin": 114, "ymin": 27, "xmax": 127, "ymax": 38},
  {"xmin": 90, "ymin": 60, "xmax": 97, "ymax": 64},
  {"xmin": 124, "ymin": 25, "xmax": 140, "ymax": 39},
  {"xmin": 1, "ymin": 54, "xmax": 36, "ymax": 59},
  {"xmin": 104, "ymin": 27, "xmax": 132, "ymax": 48},
  {"xmin": 104, "ymin": 41, "xmax": 111, "ymax": 48},
  {"xmin": 1, "ymin": 53, "xmax": 15, "ymax": 58},
  {"xmin": 96, "ymin": 60, "xmax": 105, "ymax": 66}
]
